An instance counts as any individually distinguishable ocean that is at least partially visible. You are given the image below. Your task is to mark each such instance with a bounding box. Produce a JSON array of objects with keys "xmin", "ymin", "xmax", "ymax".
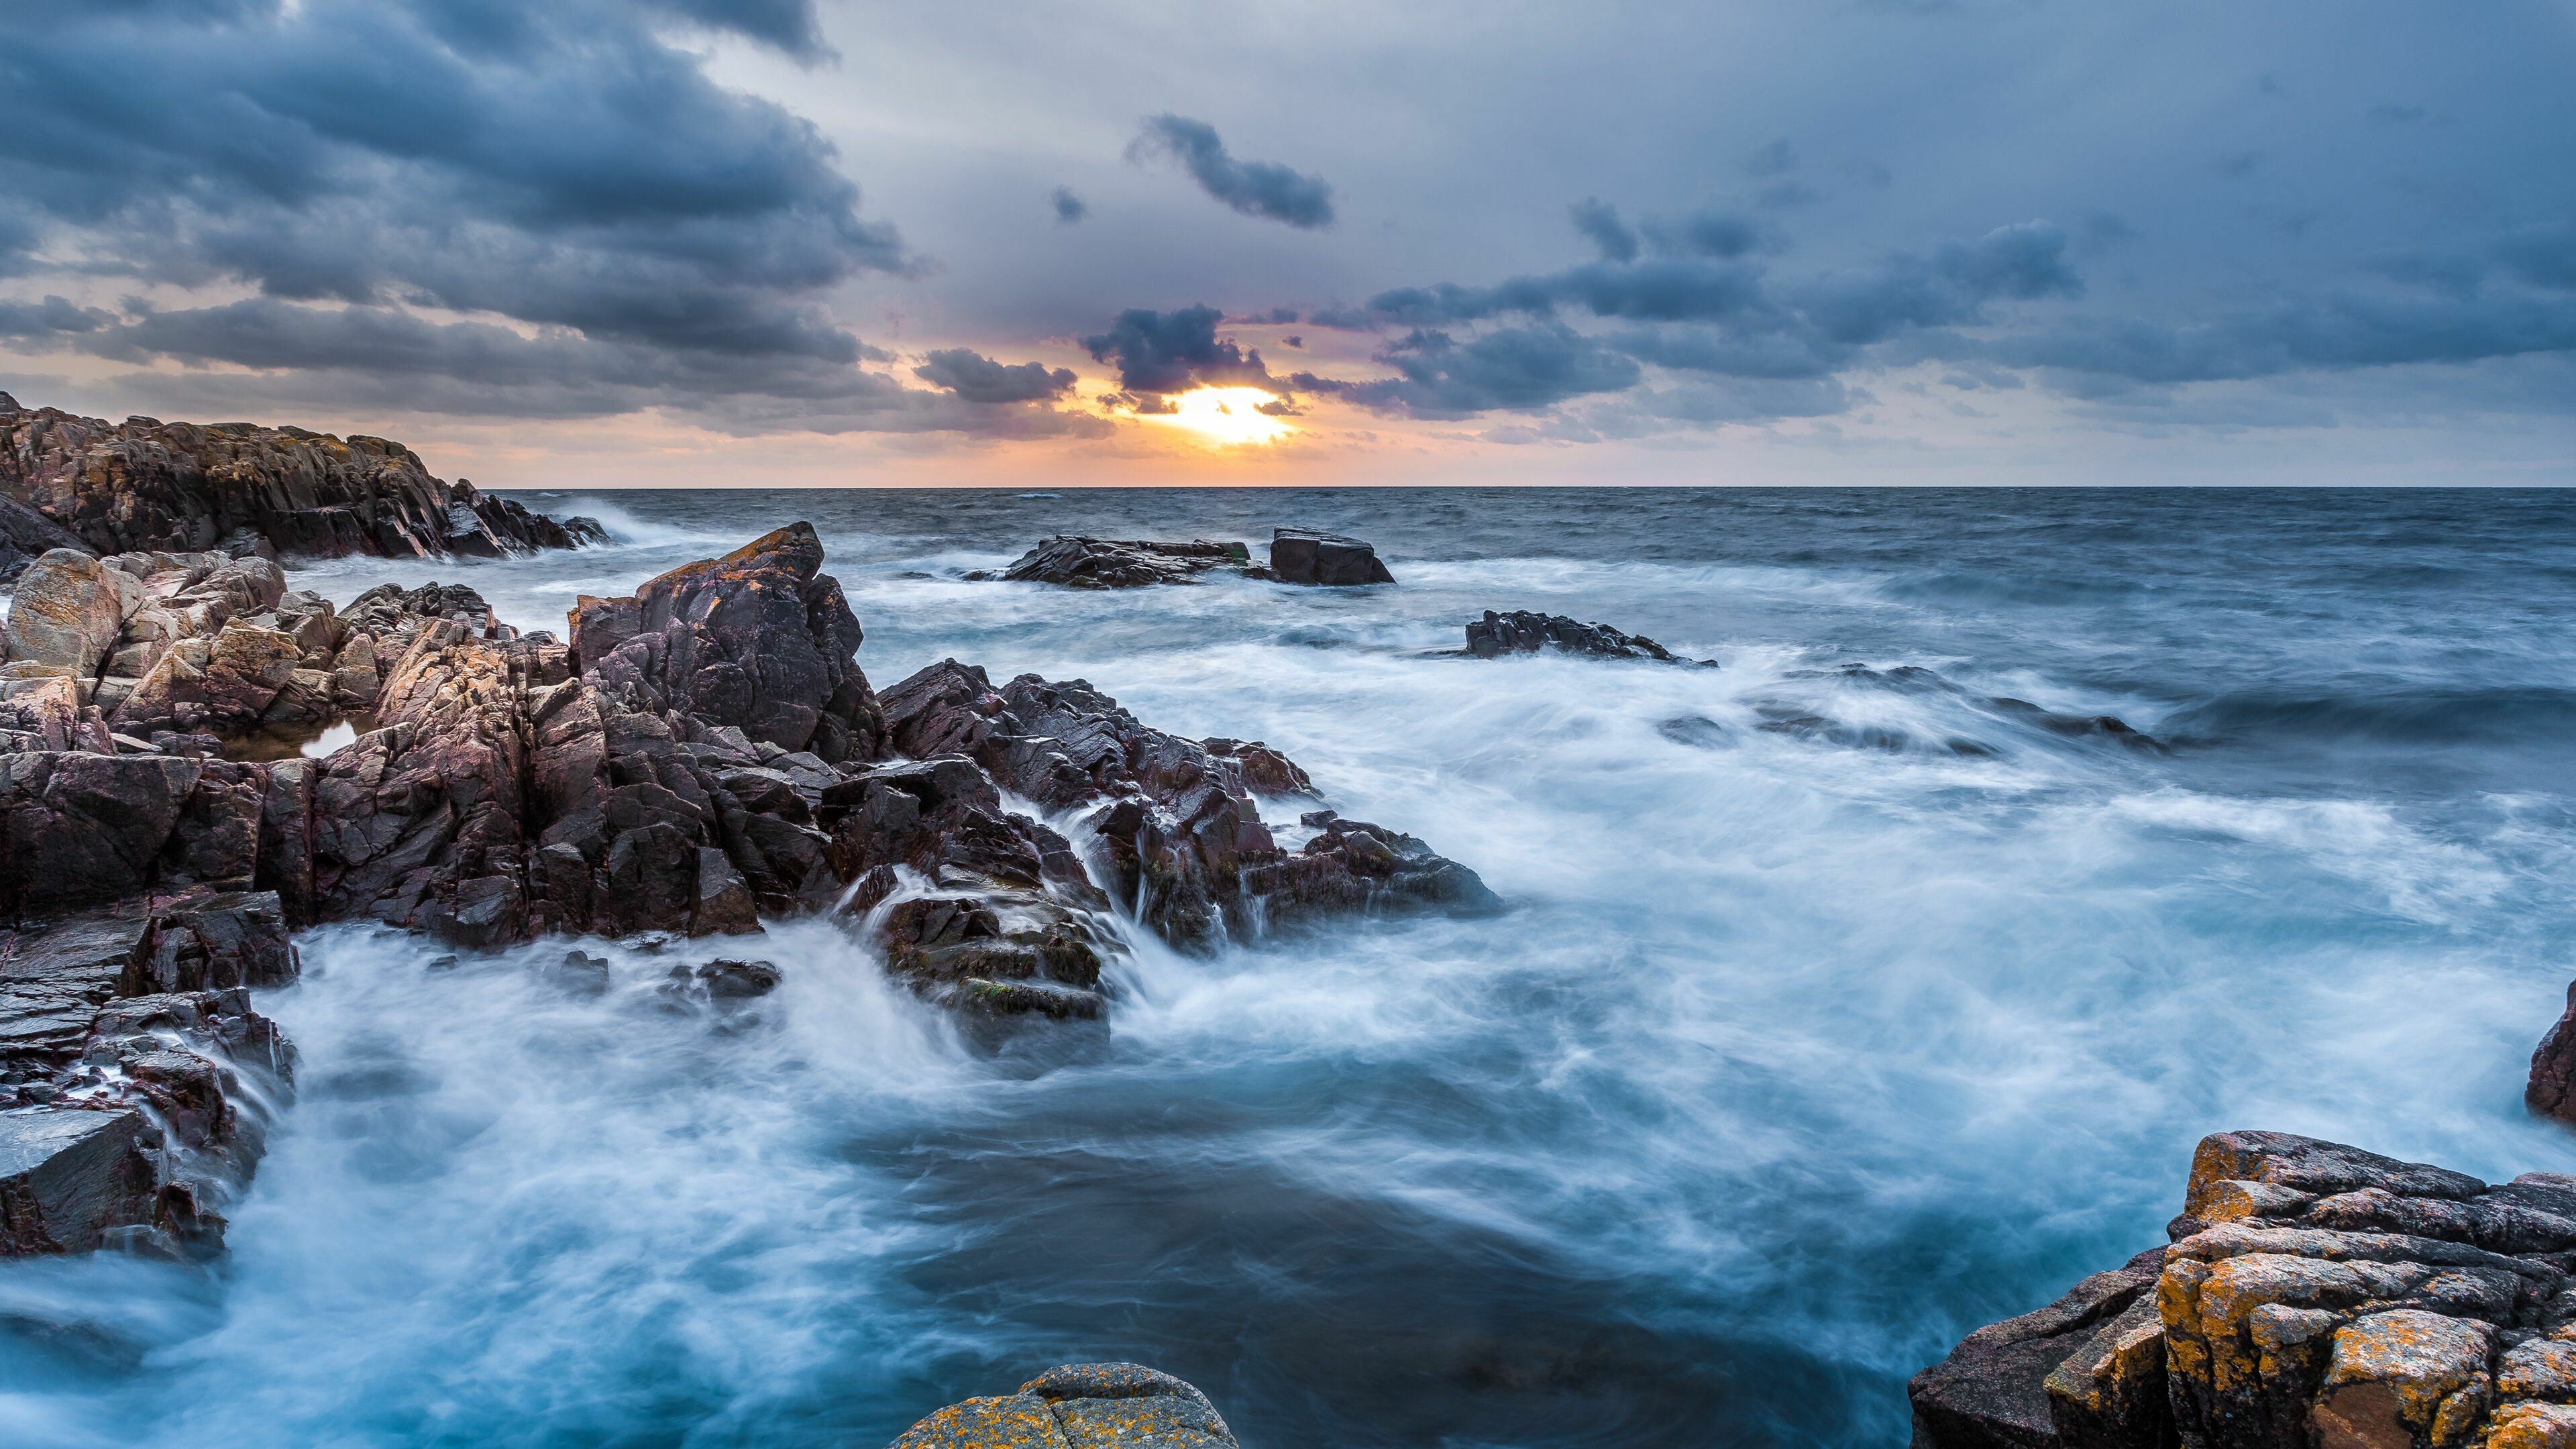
[{"xmin": 6, "ymin": 486, "xmax": 2574, "ymax": 1447}]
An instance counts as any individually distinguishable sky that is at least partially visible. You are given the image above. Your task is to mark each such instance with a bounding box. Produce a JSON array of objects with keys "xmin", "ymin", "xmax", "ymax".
[{"xmin": 1, "ymin": 0, "xmax": 2571, "ymax": 488}]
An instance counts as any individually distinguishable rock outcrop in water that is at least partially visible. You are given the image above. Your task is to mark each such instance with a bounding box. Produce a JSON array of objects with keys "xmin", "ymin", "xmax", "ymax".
[
  {"xmin": 890, "ymin": 1363, "xmax": 1239, "ymax": 1449},
  {"xmin": 1464, "ymin": 609, "xmax": 1705, "ymax": 664},
  {"xmin": 1911, "ymin": 1130, "xmax": 2576, "ymax": 1449},
  {"xmin": 4, "ymin": 521, "xmax": 1491, "ymax": 1256},
  {"xmin": 1, "ymin": 891, "xmax": 297, "ymax": 1256},
  {"xmin": 2528, "ymin": 987, "xmax": 2576, "ymax": 1127},
  {"xmin": 1261, "ymin": 527, "xmax": 1393, "ymax": 586},
  {"xmin": 0, "ymin": 392, "xmax": 602, "ymax": 571},
  {"xmin": 985, "ymin": 535, "xmax": 1249, "ymax": 588}
]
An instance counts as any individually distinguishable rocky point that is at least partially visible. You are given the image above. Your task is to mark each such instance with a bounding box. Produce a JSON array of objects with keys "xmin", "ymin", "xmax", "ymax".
[{"xmin": 3, "ymin": 519, "xmax": 1493, "ymax": 1260}]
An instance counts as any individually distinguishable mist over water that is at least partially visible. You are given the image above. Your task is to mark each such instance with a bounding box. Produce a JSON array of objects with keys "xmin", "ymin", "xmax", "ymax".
[{"xmin": 7, "ymin": 488, "xmax": 2575, "ymax": 1447}]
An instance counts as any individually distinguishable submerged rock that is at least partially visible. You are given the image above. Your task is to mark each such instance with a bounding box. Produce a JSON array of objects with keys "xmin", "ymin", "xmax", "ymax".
[
  {"xmin": 987, "ymin": 535, "xmax": 1248, "ymax": 588},
  {"xmin": 1463, "ymin": 609, "xmax": 1703, "ymax": 664},
  {"xmin": 0, "ymin": 394, "xmax": 598, "ymax": 561},
  {"xmin": 1911, "ymin": 1129, "xmax": 2576, "ymax": 1449},
  {"xmin": 890, "ymin": 1363, "xmax": 1239, "ymax": 1449},
  {"xmin": 1262, "ymin": 527, "xmax": 1393, "ymax": 586}
]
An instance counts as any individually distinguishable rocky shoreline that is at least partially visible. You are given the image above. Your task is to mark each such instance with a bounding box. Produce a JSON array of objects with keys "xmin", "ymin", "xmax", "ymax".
[
  {"xmin": 3, "ymin": 506, "xmax": 1493, "ymax": 1261},
  {"xmin": 1, "ymin": 392, "xmax": 602, "ymax": 582}
]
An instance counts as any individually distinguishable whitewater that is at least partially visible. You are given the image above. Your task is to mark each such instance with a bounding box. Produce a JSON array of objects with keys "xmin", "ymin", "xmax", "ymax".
[{"xmin": 4, "ymin": 486, "xmax": 2572, "ymax": 1448}]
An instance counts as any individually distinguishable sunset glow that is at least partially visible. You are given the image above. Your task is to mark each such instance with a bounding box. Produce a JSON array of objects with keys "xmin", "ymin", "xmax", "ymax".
[{"xmin": 1142, "ymin": 386, "xmax": 1295, "ymax": 447}]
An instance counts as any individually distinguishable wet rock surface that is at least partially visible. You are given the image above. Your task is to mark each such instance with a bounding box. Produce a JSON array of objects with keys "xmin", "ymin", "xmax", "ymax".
[
  {"xmin": 1911, "ymin": 1130, "xmax": 2576, "ymax": 1449},
  {"xmin": 1464, "ymin": 608, "xmax": 1705, "ymax": 664},
  {"xmin": 983, "ymin": 535, "xmax": 1249, "ymax": 588},
  {"xmin": 0, "ymin": 392, "xmax": 600, "ymax": 561},
  {"xmin": 2528, "ymin": 985, "xmax": 2576, "ymax": 1126},
  {"xmin": 1259, "ymin": 527, "xmax": 1393, "ymax": 586},
  {"xmin": 889, "ymin": 1363, "xmax": 1239, "ymax": 1449}
]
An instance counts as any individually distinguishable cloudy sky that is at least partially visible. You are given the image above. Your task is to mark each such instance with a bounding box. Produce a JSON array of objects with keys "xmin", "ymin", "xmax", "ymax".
[{"xmin": 3, "ymin": 0, "xmax": 2571, "ymax": 486}]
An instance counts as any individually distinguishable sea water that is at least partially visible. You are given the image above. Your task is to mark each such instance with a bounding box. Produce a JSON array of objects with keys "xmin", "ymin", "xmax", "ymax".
[{"xmin": 5, "ymin": 486, "xmax": 2573, "ymax": 1447}]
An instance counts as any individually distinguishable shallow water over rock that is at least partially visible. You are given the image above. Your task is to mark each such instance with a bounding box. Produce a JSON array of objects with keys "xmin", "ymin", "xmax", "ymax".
[{"xmin": 5, "ymin": 486, "xmax": 2574, "ymax": 1447}]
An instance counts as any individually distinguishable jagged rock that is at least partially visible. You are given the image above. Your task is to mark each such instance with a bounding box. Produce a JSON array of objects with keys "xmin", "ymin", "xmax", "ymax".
[
  {"xmin": 889, "ymin": 1363, "xmax": 1238, "ymax": 1449},
  {"xmin": 879, "ymin": 659, "xmax": 1495, "ymax": 951},
  {"xmin": 0, "ymin": 397, "xmax": 596, "ymax": 561},
  {"xmin": 1464, "ymin": 609, "xmax": 1700, "ymax": 664},
  {"xmin": 987, "ymin": 535, "xmax": 1248, "ymax": 588},
  {"xmin": 1913, "ymin": 1130, "xmax": 2576, "ymax": 1449},
  {"xmin": 572, "ymin": 523, "xmax": 883, "ymax": 761},
  {"xmin": 2528, "ymin": 984, "xmax": 2576, "ymax": 1126},
  {"xmin": 1263, "ymin": 527, "xmax": 1393, "ymax": 586}
]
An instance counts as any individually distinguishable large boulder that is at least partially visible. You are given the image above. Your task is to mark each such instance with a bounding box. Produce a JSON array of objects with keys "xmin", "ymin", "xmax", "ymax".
[
  {"xmin": 889, "ymin": 1364, "xmax": 1238, "ymax": 1449},
  {"xmin": 1265, "ymin": 527, "xmax": 1393, "ymax": 586},
  {"xmin": 2, "ymin": 548, "xmax": 127, "ymax": 672},
  {"xmin": 1911, "ymin": 1130, "xmax": 2576, "ymax": 1449},
  {"xmin": 989, "ymin": 535, "xmax": 1249, "ymax": 588},
  {"xmin": 0, "ymin": 395, "xmax": 597, "ymax": 561}
]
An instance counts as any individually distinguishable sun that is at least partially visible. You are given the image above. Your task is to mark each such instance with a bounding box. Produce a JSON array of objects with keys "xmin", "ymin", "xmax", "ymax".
[{"xmin": 1140, "ymin": 386, "xmax": 1295, "ymax": 447}]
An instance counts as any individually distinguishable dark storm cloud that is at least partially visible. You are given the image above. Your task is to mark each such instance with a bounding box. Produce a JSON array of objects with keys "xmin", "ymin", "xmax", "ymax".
[
  {"xmin": 1127, "ymin": 115, "xmax": 1337, "ymax": 229},
  {"xmin": 1078, "ymin": 305, "xmax": 1276, "ymax": 397},
  {"xmin": 1050, "ymin": 186, "xmax": 1089, "ymax": 224},
  {"xmin": 1791, "ymin": 221, "xmax": 2082, "ymax": 343},
  {"xmin": 912, "ymin": 347, "xmax": 1077, "ymax": 404},
  {"xmin": 0, "ymin": 0, "xmax": 1091, "ymax": 436}
]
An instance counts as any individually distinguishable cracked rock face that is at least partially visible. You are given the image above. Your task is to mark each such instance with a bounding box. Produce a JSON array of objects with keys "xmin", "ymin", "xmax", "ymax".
[
  {"xmin": 1911, "ymin": 1130, "xmax": 2576, "ymax": 1449},
  {"xmin": 889, "ymin": 1363, "xmax": 1239, "ymax": 1449}
]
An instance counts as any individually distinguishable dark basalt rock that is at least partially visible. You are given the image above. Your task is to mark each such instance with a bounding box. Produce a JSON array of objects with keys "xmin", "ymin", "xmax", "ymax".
[
  {"xmin": 0, "ymin": 393, "xmax": 596, "ymax": 561},
  {"xmin": 889, "ymin": 1362, "xmax": 1239, "ymax": 1449},
  {"xmin": 1263, "ymin": 527, "xmax": 1393, "ymax": 586},
  {"xmin": 1912, "ymin": 1130, "xmax": 2576, "ymax": 1449},
  {"xmin": 987, "ymin": 535, "xmax": 1248, "ymax": 588},
  {"xmin": 1464, "ymin": 609, "xmax": 1703, "ymax": 664}
]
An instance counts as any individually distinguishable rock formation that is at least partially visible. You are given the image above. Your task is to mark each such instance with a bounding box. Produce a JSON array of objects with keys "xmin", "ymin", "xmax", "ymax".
[
  {"xmin": 2527, "ymin": 987, "xmax": 2576, "ymax": 1126},
  {"xmin": 0, "ymin": 392, "xmax": 602, "ymax": 565},
  {"xmin": 1262, "ymin": 527, "xmax": 1393, "ymax": 586},
  {"xmin": 1464, "ymin": 609, "xmax": 1704, "ymax": 663},
  {"xmin": 1, "ymin": 890, "xmax": 297, "ymax": 1257},
  {"xmin": 5, "ymin": 521, "xmax": 1492, "ymax": 1258},
  {"xmin": 1911, "ymin": 1130, "xmax": 2576, "ymax": 1449},
  {"xmin": 985, "ymin": 536, "xmax": 1249, "ymax": 588},
  {"xmin": 889, "ymin": 1363, "xmax": 1239, "ymax": 1449}
]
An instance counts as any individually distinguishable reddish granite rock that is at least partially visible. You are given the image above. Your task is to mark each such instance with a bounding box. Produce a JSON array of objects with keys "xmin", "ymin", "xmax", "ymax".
[{"xmin": 889, "ymin": 1363, "xmax": 1238, "ymax": 1449}]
